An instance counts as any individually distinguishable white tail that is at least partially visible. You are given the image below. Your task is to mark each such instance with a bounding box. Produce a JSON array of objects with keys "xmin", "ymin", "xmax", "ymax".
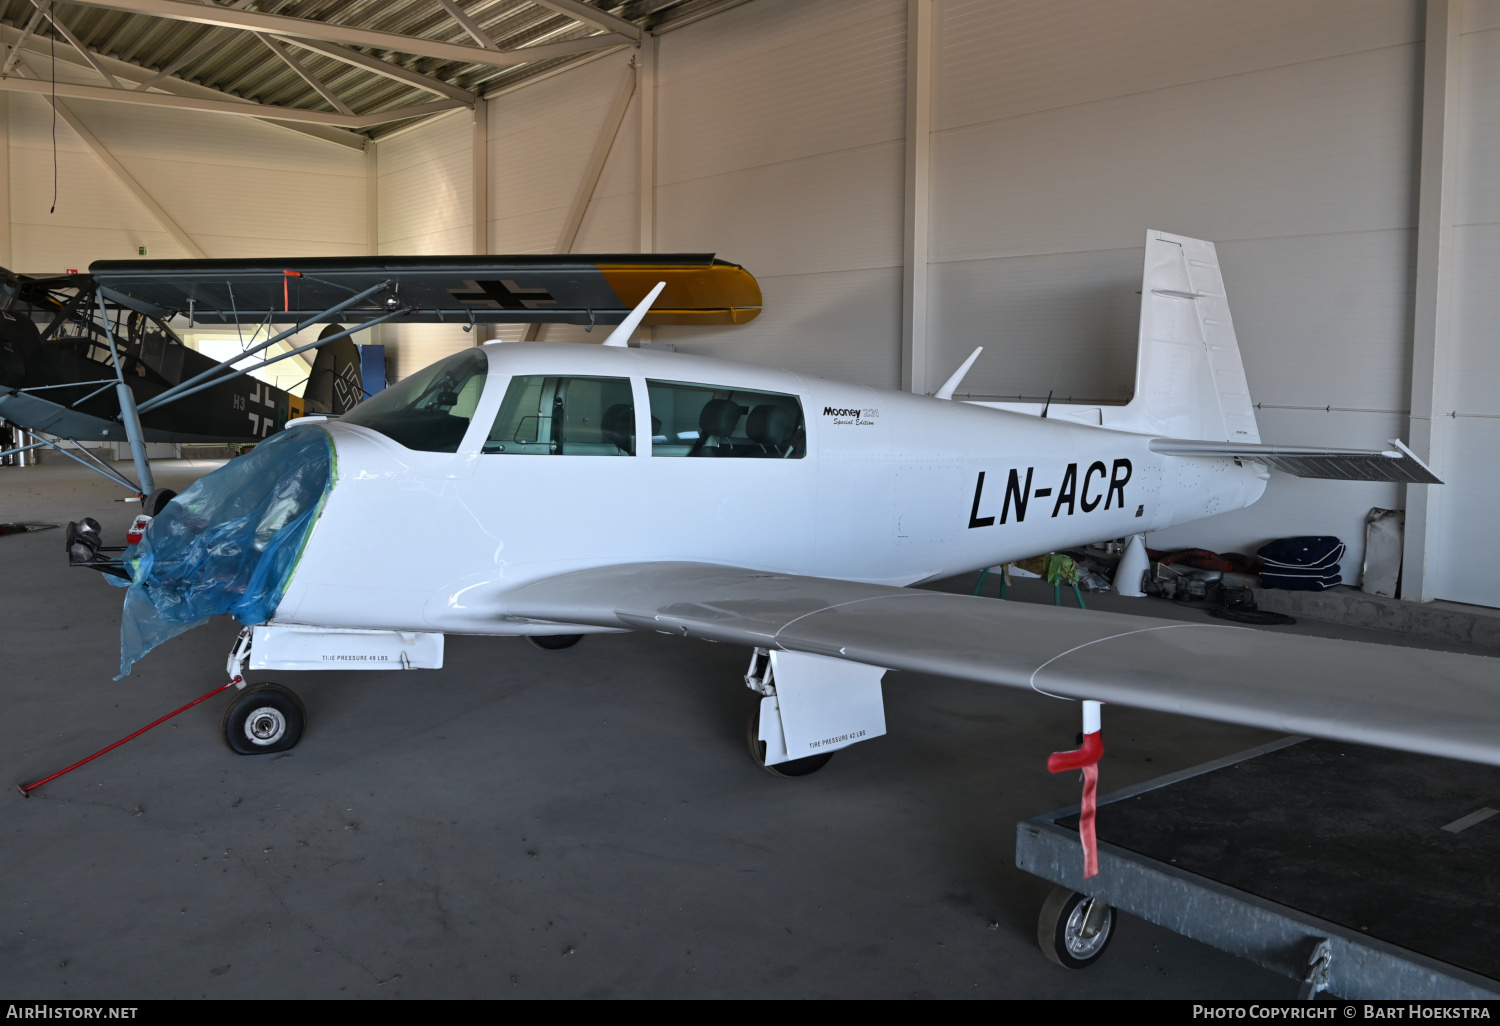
[
  {"xmin": 1117, "ymin": 230, "xmax": 1259, "ymax": 442},
  {"xmin": 970, "ymin": 230, "xmax": 1260, "ymax": 442}
]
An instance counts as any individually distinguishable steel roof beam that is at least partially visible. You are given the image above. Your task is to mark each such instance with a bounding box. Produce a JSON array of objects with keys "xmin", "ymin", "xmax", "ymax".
[
  {"xmin": 0, "ymin": 73, "xmax": 463, "ymax": 128},
  {"xmin": 133, "ymin": 0, "xmax": 258, "ymax": 91},
  {"xmin": 34, "ymin": 1, "xmax": 122, "ymax": 88},
  {"xmin": 286, "ymin": 37, "xmax": 476, "ymax": 104},
  {"xmin": 0, "ymin": 22, "xmax": 367, "ymax": 149},
  {"xmin": 256, "ymin": 32, "xmax": 354, "ymax": 115},
  {"xmin": 434, "ymin": 0, "xmax": 497, "ymax": 50},
  {"xmin": 530, "ymin": 0, "xmax": 641, "ymax": 40},
  {"xmin": 62, "ymin": 0, "xmax": 635, "ymax": 69},
  {"xmin": 2, "ymin": 1, "xmax": 51, "ymax": 77}
]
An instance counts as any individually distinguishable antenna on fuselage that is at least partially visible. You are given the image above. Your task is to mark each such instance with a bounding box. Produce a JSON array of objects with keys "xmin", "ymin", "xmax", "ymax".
[
  {"xmin": 1040, "ymin": 389, "xmax": 1054, "ymax": 419},
  {"xmin": 933, "ymin": 346, "xmax": 983, "ymax": 400},
  {"xmin": 601, "ymin": 281, "xmax": 666, "ymax": 348}
]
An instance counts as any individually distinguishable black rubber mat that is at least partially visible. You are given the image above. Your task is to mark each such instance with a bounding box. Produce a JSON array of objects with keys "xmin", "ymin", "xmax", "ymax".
[{"xmin": 1057, "ymin": 739, "xmax": 1500, "ymax": 981}]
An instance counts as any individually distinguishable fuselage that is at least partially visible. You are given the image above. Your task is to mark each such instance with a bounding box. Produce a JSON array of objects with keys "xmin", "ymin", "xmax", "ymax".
[
  {"xmin": 0, "ymin": 290, "xmax": 293, "ymax": 444},
  {"xmin": 274, "ymin": 343, "xmax": 1267, "ymax": 634}
]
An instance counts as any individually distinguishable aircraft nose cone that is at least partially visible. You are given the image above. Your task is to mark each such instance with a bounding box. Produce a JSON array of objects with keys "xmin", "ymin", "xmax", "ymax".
[{"xmin": 117, "ymin": 425, "xmax": 336, "ymax": 677}]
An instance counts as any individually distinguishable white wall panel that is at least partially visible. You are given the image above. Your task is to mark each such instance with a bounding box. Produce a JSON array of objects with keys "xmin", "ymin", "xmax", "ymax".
[
  {"xmin": 930, "ymin": 43, "xmax": 1422, "ymax": 266},
  {"xmin": 1431, "ymin": 419, "xmax": 1500, "ymax": 607},
  {"xmin": 1430, "ymin": 16, "xmax": 1500, "ymax": 605},
  {"xmin": 487, "ymin": 53, "xmax": 638, "ymax": 255},
  {"xmin": 653, "ymin": 140, "xmax": 903, "ymax": 279},
  {"xmin": 374, "ymin": 110, "xmax": 476, "ymax": 375},
  {"xmin": 655, "ymin": 0, "xmax": 905, "ymax": 186},
  {"xmin": 377, "ymin": 110, "xmax": 472, "ymax": 254},
  {"xmin": 928, "ymin": 248, "xmax": 1141, "ymax": 402},
  {"xmin": 654, "ymin": 0, "xmax": 906, "ymax": 387},
  {"xmin": 936, "ymin": 0, "xmax": 1420, "ymax": 132},
  {"xmin": 9, "ymin": 91, "xmax": 366, "ymax": 272},
  {"xmin": 1465, "ymin": 0, "xmax": 1500, "ymax": 33},
  {"xmin": 1215, "ymin": 233, "xmax": 1415, "ymax": 412},
  {"xmin": 657, "ymin": 267, "xmax": 903, "ymax": 388}
]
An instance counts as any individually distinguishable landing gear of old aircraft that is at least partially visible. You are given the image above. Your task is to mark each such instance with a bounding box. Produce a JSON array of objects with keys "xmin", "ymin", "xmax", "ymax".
[
  {"xmin": 1037, "ymin": 886, "xmax": 1115, "ymax": 969},
  {"xmin": 746, "ymin": 703, "xmax": 833, "ymax": 778},
  {"xmin": 221, "ymin": 683, "xmax": 305, "ymax": 755},
  {"xmin": 142, "ymin": 487, "xmax": 177, "ymax": 516},
  {"xmin": 526, "ymin": 634, "xmax": 583, "ymax": 650}
]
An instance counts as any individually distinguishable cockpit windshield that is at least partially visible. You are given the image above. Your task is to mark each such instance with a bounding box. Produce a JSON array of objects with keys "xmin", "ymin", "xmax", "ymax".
[{"xmin": 340, "ymin": 347, "xmax": 487, "ymax": 452}]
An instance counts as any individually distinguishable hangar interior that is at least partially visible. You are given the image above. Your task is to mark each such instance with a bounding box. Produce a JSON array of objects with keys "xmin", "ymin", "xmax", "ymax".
[
  {"xmin": 3, "ymin": 0, "xmax": 1500, "ymax": 1002},
  {"xmin": 2, "ymin": 0, "xmax": 1495, "ymax": 606}
]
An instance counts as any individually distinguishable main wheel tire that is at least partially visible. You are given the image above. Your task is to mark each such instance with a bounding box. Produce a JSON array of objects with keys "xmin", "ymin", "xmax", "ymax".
[
  {"xmin": 221, "ymin": 683, "xmax": 305, "ymax": 756},
  {"xmin": 1037, "ymin": 886, "xmax": 1115, "ymax": 969},
  {"xmin": 142, "ymin": 487, "xmax": 177, "ymax": 517},
  {"xmin": 746, "ymin": 704, "xmax": 833, "ymax": 778},
  {"xmin": 526, "ymin": 634, "xmax": 583, "ymax": 650}
]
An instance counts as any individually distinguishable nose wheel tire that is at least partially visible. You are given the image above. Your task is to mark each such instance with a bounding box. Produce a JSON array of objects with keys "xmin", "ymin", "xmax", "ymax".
[
  {"xmin": 526, "ymin": 634, "xmax": 583, "ymax": 650},
  {"xmin": 746, "ymin": 704, "xmax": 834, "ymax": 777},
  {"xmin": 1037, "ymin": 886, "xmax": 1115, "ymax": 969},
  {"xmin": 221, "ymin": 683, "xmax": 305, "ymax": 755}
]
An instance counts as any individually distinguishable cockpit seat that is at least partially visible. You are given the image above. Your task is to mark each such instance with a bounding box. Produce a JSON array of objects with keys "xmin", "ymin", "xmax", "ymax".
[
  {"xmin": 690, "ymin": 399, "xmax": 745, "ymax": 456},
  {"xmin": 601, "ymin": 403, "xmax": 635, "ymax": 455},
  {"xmin": 747, "ymin": 403, "xmax": 797, "ymax": 456}
]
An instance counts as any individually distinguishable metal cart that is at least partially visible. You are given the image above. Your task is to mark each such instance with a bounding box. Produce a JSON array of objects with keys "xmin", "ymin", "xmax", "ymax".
[{"xmin": 1017, "ymin": 736, "xmax": 1500, "ymax": 998}]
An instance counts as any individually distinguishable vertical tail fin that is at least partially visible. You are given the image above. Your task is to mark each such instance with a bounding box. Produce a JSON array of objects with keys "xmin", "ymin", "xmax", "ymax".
[
  {"xmin": 306, "ymin": 325, "xmax": 364, "ymax": 416},
  {"xmin": 1117, "ymin": 230, "xmax": 1259, "ymax": 442}
]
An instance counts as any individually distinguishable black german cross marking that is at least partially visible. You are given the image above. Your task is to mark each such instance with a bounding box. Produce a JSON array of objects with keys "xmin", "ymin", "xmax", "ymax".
[{"xmin": 449, "ymin": 279, "xmax": 559, "ymax": 310}]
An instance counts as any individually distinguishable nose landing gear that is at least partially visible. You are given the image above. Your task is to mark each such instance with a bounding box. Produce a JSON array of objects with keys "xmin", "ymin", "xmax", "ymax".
[{"xmin": 220, "ymin": 683, "xmax": 305, "ymax": 755}]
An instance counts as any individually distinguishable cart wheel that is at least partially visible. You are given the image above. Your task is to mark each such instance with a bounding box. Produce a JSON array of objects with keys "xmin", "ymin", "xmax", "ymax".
[
  {"xmin": 526, "ymin": 634, "xmax": 582, "ymax": 650},
  {"xmin": 221, "ymin": 683, "xmax": 305, "ymax": 756},
  {"xmin": 1037, "ymin": 886, "xmax": 1115, "ymax": 969},
  {"xmin": 142, "ymin": 487, "xmax": 177, "ymax": 516},
  {"xmin": 746, "ymin": 704, "xmax": 833, "ymax": 778}
]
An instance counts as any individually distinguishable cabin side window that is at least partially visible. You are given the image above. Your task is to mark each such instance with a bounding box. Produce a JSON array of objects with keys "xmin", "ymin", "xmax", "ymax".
[
  {"xmin": 339, "ymin": 348, "xmax": 487, "ymax": 452},
  {"xmin": 646, "ymin": 380, "xmax": 805, "ymax": 458},
  {"xmin": 484, "ymin": 375, "xmax": 636, "ymax": 456}
]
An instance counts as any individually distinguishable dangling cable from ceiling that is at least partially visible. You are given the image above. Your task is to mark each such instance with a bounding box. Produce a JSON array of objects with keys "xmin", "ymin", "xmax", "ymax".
[{"xmin": 49, "ymin": 19, "xmax": 56, "ymax": 215}]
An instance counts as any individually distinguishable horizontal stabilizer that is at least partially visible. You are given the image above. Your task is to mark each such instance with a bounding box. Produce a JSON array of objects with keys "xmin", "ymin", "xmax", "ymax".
[
  {"xmin": 89, "ymin": 254, "xmax": 761, "ymax": 327},
  {"xmin": 1148, "ymin": 438, "xmax": 1441, "ymax": 484},
  {"xmin": 501, "ymin": 562, "xmax": 1500, "ymax": 768}
]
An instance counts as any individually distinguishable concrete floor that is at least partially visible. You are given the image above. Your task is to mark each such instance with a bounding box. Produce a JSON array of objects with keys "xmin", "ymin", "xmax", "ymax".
[{"xmin": 2, "ymin": 457, "xmax": 1478, "ymax": 999}]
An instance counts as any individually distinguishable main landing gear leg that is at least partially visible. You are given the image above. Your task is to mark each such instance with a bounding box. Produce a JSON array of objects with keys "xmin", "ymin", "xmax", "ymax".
[
  {"xmin": 743, "ymin": 648, "xmax": 834, "ymax": 778},
  {"xmin": 219, "ymin": 628, "xmax": 306, "ymax": 756}
]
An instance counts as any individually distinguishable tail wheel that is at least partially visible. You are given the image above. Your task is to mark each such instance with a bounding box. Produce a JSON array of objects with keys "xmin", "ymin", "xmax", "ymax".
[
  {"xmin": 746, "ymin": 704, "xmax": 833, "ymax": 777},
  {"xmin": 221, "ymin": 683, "xmax": 305, "ymax": 755}
]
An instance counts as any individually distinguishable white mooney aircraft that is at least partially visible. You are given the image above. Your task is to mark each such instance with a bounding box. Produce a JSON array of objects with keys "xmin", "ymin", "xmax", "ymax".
[{"xmin": 102, "ymin": 232, "xmax": 1499, "ymax": 879}]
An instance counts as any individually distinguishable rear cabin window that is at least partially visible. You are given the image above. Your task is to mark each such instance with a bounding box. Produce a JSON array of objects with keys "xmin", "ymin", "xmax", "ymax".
[
  {"xmin": 485, "ymin": 375, "xmax": 636, "ymax": 455},
  {"xmin": 339, "ymin": 348, "xmax": 486, "ymax": 452},
  {"xmin": 647, "ymin": 380, "xmax": 805, "ymax": 458}
]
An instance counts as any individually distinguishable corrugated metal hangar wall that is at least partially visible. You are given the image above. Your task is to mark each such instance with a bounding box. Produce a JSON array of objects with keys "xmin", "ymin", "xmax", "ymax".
[{"xmin": 3, "ymin": 0, "xmax": 1495, "ymax": 610}]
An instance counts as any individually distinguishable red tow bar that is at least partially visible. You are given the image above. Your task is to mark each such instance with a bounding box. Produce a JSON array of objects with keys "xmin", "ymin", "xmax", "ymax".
[{"xmin": 18, "ymin": 679, "xmax": 240, "ymax": 797}]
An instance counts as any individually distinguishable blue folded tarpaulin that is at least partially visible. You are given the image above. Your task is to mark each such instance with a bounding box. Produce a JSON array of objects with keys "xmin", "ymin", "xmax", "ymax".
[{"xmin": 117, "ymin": 426, "xmax": 335, "ymax": 678}]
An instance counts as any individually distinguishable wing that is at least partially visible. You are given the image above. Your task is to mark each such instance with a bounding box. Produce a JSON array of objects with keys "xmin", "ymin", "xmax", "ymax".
[
  {"xmin": 1149, "ymin": 437, "xmax": 1440, "ymax": 484},
  {"xmin": 89, "ymin": 254, "xmax": 761, "ymax": 327},
  {"xmin": 502, "ymin": 562, "xmax": 1500, "ymax": 765}
]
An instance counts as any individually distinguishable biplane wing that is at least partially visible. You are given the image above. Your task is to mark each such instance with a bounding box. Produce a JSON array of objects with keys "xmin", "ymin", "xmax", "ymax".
[{"xmin": 89, "ymin": 254, "xmax": 762, "ymax": 328}]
